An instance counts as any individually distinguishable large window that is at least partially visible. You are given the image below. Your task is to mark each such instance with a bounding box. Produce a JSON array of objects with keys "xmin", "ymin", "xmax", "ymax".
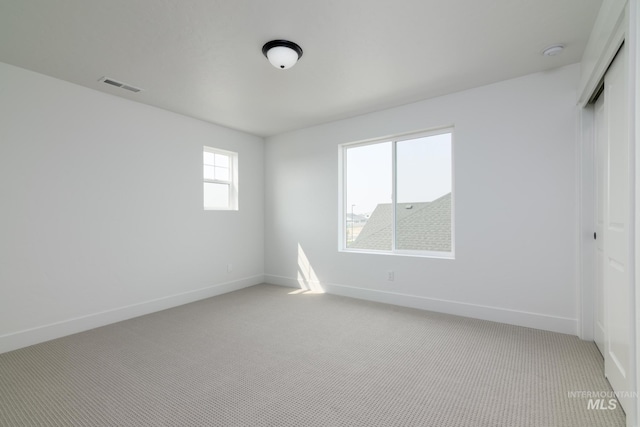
[
  {"xmin": 203, "ymin": 146, "xmax": 238, "ymax": 210},
  {"xmin": 340, "ymin": 129, "xmax": 453, "ymax": 257}
]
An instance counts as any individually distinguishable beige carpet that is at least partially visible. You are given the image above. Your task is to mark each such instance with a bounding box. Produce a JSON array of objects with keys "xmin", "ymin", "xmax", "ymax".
[{"xmin": 0, "ymin": 284, "xmax": 626, "ymax": 426}]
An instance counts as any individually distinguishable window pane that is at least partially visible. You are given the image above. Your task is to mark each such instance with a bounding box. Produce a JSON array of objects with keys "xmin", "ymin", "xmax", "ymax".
[
  {"xmin": 214, "ymin": 153, "xmax": 229, "ymax": 167},
  {"xmin": 204, "ymin": 182, "xmax": 229, "ymax": 209},
  {"xmin": 395, "ymin": 133, "xmax": 452, "ymax": 252},
  {"xmin": 204, "ymin": 165, "xmax": 215, "ymax": 180},
  {"xmin": 203, "ymin": 151, "xmax": 216, "ymax": 166},
  {"xmin": 345, "ymin": 142, "xmax": 392, "ymax": 249},
  {"xmin": 204, "ymin": 146, "xmax": 238, "ymax": 211},
  {"xmin": 215, "ymin": 166, "xmax": 229, "ymax": 181}
]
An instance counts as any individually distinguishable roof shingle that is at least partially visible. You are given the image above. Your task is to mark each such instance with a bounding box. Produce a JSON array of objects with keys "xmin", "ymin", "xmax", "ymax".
[{"xmin": 349, "ymin": 193, "xmax": 451, "ymax": 252}]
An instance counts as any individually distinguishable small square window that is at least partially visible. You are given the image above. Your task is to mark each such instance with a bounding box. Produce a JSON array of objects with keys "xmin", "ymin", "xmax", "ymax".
[{"xmin": 203, "ymin": 147, "xmax": 238, "ymax": 210}]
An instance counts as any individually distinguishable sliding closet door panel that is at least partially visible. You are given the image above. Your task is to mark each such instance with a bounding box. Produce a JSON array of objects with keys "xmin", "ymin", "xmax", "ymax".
[
  {"xmin": 603, "ymin": 44, "xmax": 631, "ymax": 413},
  {"xmin": 594, "ymin": 94, "xmax": 606, "ymax": 356}
]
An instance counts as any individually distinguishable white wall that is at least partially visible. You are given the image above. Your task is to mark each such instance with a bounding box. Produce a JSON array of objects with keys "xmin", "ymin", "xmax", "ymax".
[
  {"xmin": 0, "ymin": 59, "xmax": 582, "ymax": 352},
  {"xmin": 0, "ymin": 62, "xmax": 265, "ymax": 353},
  {"xmin": 265, "ymin": 64, "xmax": 580, "ymax": 334}
]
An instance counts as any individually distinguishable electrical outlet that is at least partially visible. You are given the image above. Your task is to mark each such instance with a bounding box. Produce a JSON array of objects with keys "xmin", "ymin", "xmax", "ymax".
[
  {"xmin": 227, "ymin": 264, "xmax": 233, "ymax": 273},
  {"xmin": 387, "ymin": 270, "xmax": 394, "ymax": 281}
]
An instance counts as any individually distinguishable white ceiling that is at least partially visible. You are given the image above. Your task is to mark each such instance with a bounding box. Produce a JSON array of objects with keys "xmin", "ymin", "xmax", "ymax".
[{"xmin": 0, "ymin": 0, "xmax": 602, "ymax": 137}]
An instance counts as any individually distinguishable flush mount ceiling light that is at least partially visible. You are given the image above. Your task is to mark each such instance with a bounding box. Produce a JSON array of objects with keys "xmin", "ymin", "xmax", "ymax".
[
  {"xmin": 542, "ymin": 44, "xmax": 565, "ymax": 56},
  {"xmin": 262, "ymin": 40, "xmax": 303, "ymax": 70}
]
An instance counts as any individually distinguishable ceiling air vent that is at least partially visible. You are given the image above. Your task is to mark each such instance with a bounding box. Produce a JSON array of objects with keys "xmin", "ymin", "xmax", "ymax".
[
  {"xmin": 99, "ymin": 77, "xmax": 142, "ymax": 93},
  {"xmin": 120, "ymin": 84, "xmax": 141, "ymax": 93}
]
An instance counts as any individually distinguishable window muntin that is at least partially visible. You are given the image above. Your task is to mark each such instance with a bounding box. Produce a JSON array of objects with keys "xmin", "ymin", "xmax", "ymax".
[
  {"xmin": 203, "ymin": 147, "xmax": 238, "ymax": 210},
  {"xmin": 341, "ymin": 129, "xmax": 453, "ymax": 257}
]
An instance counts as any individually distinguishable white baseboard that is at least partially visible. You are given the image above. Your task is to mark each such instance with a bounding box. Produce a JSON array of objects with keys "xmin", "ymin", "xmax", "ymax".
[
  {"xmin": 0, "ymin": 275, "xmax": 264, "ymax": 354},
  {"xmin": 264, "ymin": 274, "xmax": 577, "ymax": 335}
]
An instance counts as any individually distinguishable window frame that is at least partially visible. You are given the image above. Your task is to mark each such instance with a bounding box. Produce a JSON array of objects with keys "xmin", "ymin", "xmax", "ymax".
[
  {"xmin": 203, "ymin": 146, "xmax": 239, "ymax": 211},
  {"xmin": 338, "ymin": 127, "xmax": 455, "ymax": 258}
]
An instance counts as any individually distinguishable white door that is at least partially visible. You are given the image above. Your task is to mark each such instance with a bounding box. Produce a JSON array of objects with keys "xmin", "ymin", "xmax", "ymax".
[
  {"xmin": 594, "ymin": 94, "xmax": 606, "ymax": 355},
  {"xmin": 600, "ymin": 44, "xmax": 631, "ymax": 413}
]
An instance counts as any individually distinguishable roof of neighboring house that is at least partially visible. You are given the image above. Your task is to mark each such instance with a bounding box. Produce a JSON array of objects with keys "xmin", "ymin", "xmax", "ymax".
[{"xmin": 349, "ymin": 193, "xmax": 451, "ymax": 252}]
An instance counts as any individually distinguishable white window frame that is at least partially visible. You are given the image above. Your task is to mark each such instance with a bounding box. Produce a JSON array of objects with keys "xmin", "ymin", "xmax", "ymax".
[
  {"xmin": 203, "ymin": 146, "xmax": 238, "ymax": 211},
  {"xmin": 338, "ymin": 127, "xmax": 455, "ymax": 258}
]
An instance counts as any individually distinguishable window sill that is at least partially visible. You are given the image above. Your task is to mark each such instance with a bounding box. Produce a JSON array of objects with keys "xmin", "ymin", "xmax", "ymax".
[{"xmin": 339, "ymin": 248, "xmax": 455, "ymax": 260}]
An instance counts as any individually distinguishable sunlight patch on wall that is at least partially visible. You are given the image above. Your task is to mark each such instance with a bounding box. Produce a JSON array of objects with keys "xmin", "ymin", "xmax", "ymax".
[{"xmin": 292, "ymin": 243, "xmax": 324, "ymax": 294}]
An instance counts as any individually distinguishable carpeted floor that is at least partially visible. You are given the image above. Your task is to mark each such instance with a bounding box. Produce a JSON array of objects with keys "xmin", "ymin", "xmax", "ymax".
[{"xmin": 0, "ymin": 284, "xmax": 626, "ymax": 426}]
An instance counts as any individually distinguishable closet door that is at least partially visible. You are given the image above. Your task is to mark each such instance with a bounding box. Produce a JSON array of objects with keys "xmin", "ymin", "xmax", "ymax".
[
  {"xmin": 594, "ymin": 93, "xmax": 606, "ymax": 356},
  {"xmin": 600, "ymin": 44, "xmax": 631, "ymax": 413}
]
